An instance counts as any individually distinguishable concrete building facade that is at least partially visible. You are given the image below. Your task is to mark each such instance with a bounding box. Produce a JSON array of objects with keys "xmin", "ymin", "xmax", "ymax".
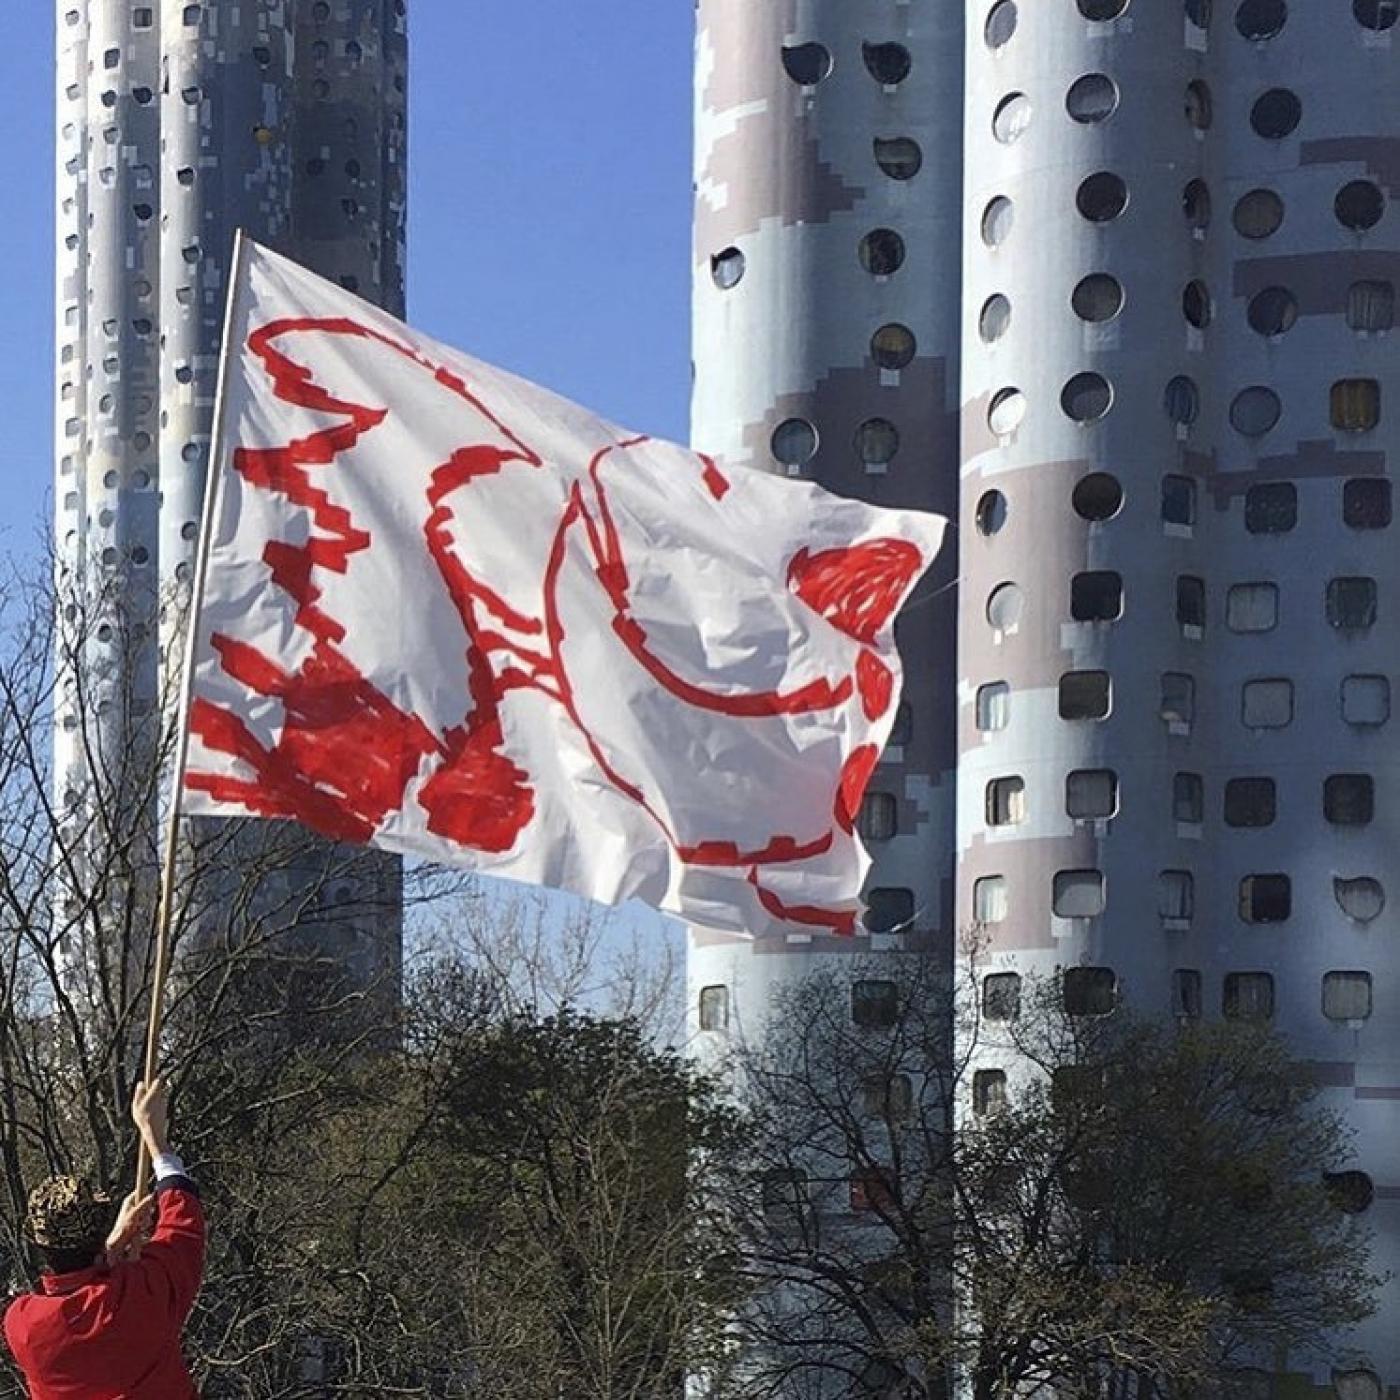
[
  {"xmin": 694, "ymin": 0, "xmax": 1400, "ymax": 1392},
  {"xmin": 55, "ymin": 0, "xmax": 407, "ymax": 989}
]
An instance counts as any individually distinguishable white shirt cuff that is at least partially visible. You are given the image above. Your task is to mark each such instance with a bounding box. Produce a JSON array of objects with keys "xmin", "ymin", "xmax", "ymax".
[{"xmin": 152, "ymin": 1151, "xmax": 186, "ymax": 1182}]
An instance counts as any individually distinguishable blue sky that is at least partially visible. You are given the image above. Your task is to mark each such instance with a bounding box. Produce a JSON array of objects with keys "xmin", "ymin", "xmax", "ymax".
[{"xmin": 0, "ymin": 0, "xmax": 695, "ymax": 556}]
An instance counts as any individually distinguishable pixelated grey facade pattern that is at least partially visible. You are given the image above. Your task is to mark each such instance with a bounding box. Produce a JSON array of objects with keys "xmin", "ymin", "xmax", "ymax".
[
  {"xmin": 689, "ymin": 0, "xmax": 964, "ymax": 1048},
  {"xmin": 960, "ymin": 2, "xmax": 1400, "ymax": 1392},
  {"xmin": 55, "ymin": 0, "xmax": 408, "ymax": 996}
]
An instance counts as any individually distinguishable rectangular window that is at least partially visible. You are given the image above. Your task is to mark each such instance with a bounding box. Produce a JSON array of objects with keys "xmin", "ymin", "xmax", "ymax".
[
  {"xmin": 133, "ymin": 6, "xmax": 154, "ymax": 24},
  {"xmin": 1059, "ymin": 670, "xmax": 1110, "ymax": 720},
  {"xmin": 849, "ymin": 1167, "xmax": 895, "ymax": 1214},
  {"xmin": 1245, "ymin": 481, "xmax": 1297, "ymax": 534},
  {"xmin": 698, "ymin": 985, "xmax": 729, "ymax": 1032},
  {"xmin": 976, "ymin": 681, "xmax": 1010, "ymax": 732},
  {"xmin": 1323, "ymin": 971, "xmax": 1373, "ymax": 1022},
  {"xmin": 1071, "ymin": 571, "xmax": 1123, "ymax": 622},
  {"xmin": 1162, "ymin": 474, "xmax": 1197, "ymax": 527},
  {"xmin": 861, "ymin": 1073, "xmax": 913, "ymax": 1120},
  {"xmin": 1173, "ymin": 772, "xmax": 1203, "ymax": 824},
  {"xmin": 1240, "ymin": 873, "xmax": 1291, "ymax": 924},
  {"xmin": 972, "ymin": 1069, "xmax": 1007, "ymax": 1116},
  {"xmin": 1225, "ymin": 776, "xmax": 1276, "ymax": 827},
  {"xmin": 1053, "ymin": 869, "xmax": 1105, "ymax": 919},
  {"xmin": 1344, "ymin": 477, "xmax": 1392, "ymax": 529},
  {"xmin": 982, "ymin": 972, "xmax": 1022, "ymax": 1022},
  {"xmin": 858, "ymin": 792, "xmax": 898, "ymax": 841},
  {"xmin": 1342, "ymin": 674, "xmax": 1389, "ymax": 727},
  {"xmin": 1347, "ymin": 279, "xmax": 1395, "ymax": 333},
  {"xmin": 183, "ymin": 3, "xmax": 202, "ymax": 23},
  {"xmin": 1159, "ymin": 870, "xmax": 1194, "ymax": 924},
  {"xmin": 1066, "ymin": 768, "xmax": 1117, "ymax": 820},
  {"xmin": 1063, "ymin": 966, "xmax": 1117, "ymax": 1016},
  {"xmin": 1227, "ymin": 582, "xmax": 1278, "ymax": 633},
  {"xmin": 852, "ymin": 979, "xmax": 898, "ymax": 1027},
  {"xmin": 1161, "ymin": 673, "xmax": 1195, "ymax": 730},
  {"xmin": 974, "ymin": 875, "xmax": 1008, "ymax": 925},
  {"xmin": 1176, "ymin": 575, "xmax": 1206, "ymax": 633},
  {"xmin": 1328, "ymin": 576, "xmax": 1377, "ymax": 630},
  {"xmin": 866, "ymin": 887, "xmax": 915, "ymax": 933},
  {"xmin": 761, "ymin": 1168, "xmax": 809, "ymax": 1222},
  {"xmin": 1331, "ymin": 378, "xmax": 1381, "ymax": 432},
  {"xmin": 986, "ymin": 776, "xmax": 1026, "ymax": 827},
  {"xmin": 1242, "ymin": 678, "xmax": 1293, "ymax": 730},
  {"xmin": 1223, "ymin": 972, "xmax": 1275, "ymax": 1021},
  {"xmin": 1324, "ymin": 773, "xmax": 1374, "ymax": 826},
  {"xmin": 1171, "ymin": 968, "xmax": 1203, "ymax": 1019}
]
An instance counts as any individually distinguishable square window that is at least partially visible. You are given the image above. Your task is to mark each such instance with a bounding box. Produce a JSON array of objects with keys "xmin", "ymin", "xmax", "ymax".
[
  {"xmin": 972, "ymin": 1069, "xmax": 1007, "ymax": 1116},
  {"xmin": 1059, "ymin": 670, "xmax": 1110, "ymax": 720},
  {"xmin": 1066, "ymin": 768, "xmax": 1117, "ymax": 820},
  {"xmin": 1242, "ymin": 678, "xmax": 1293, "ymax": 730},
  {"xmin": 1342, "ymin": 674, "xmax": 1389, "ymax": 727},
  {"xmin": 976, "ymin": 681, "xmax": 1010, "ymax": 732},
  {"xmin": 1173, "ymin": 772, "xmax": 1203, "ymax": 824},
  {"xmin": 866, "ymin": 886, "xmax": 914, "ymax": 933},
  {"xmin": 1344, "ymin": 477, "xmax": 1392, "ymax": 529},
  {"xmin": 1159, "ymin": 870, "xmax": 1194, "ymax": 923},
  {"xmin": 1063, "ymin": 966, "xmax": 1116, "ymax": 1016},
  {"xmin": 982, "ymin": 972, "xmax": 1022, "ymax": 1022},
  {"xmin": 133, "ymin": 6, "xmax": 154, "ymax": 24},
  {"xmin": 1245, "ymin": 481, "xmax": 1296, "ymax": 534},
  {"xmin": 852, "ymin": 979, "xmax": 898, "ymax": 1027},
  {"xmin": 103, "ymin": 47, "xmax": 120, "ymax": 69},
  {"xmin": 1225, "ymin": 777, "xmax": 1276, "ymax": 827},
  {"xmin": 698, "ymin": 985, "xmax": 729, "ymax": 1032},
  {"xmin": 858, "ymin": 792, "xmax": 898, "ymax": 841},
  {"xmin": 1223, "ymin": 972, "xmax": 1275, "ymax": 1021},
  {"xmin": 1325, "ymin": 773, "xmax": 1374, "ymax": 826},
  {"xmin": 1331, "ymin": 378, "xmax": 1381, "ymax": 432},
  {"xmin": 1323, "ymin": 971, "xmax": 1372, "ymax": 1022},
  {"xmin": 1227, "ymin": 582, "xmax": 1278, "ymax": 633},
  {"xmin": 1162, "ymin": 474, "xmax": 1196, "ymax": 527},
  {"xmin": 1176, "ymin": 575, "xmax": 1206, "ymax": 632},
  {"xmin": 986, "ymin": 776, "xmax": 1026, "ymax": 827},
  {"xmin": 1347, "ymin": 280, "xmax": 1395, "ymax": 333},
  {"xmin": 849, "ymin": 1166, "xmax": 895, "ymax": 1213},
  {"xmin": 1328, "ymin": 577, "xmax": 1377, "ymax": 630},
  {"xmin": 1161, "ymin": 673, "xmax": 1196, "ymax": 729},
  {"xmin": 183, "ymin": 3, "xmax": 202, "ymax": 23},
  {"xmin": 1240, "ymin": 873, "xmax": 1291, "ymax": 924},
  {"xmin": 974, "ymin": 875, "xmax": 1008, "ymax": 925},
  {"xmin": 1071, "ymin": 570, "xmax": 1123, "ymax": 622},
  {"xmin": 1171, "ymin": 968, "xmax": 1203, "ymax": 1019},
  {"xmin": 1053, "ymin": 869, "xmax": 1105, "ymax": 918},
  {"xmin": 761, "ymin": 1168, "xmax": 809, "ymax": 1220},
  {"xmin": 861, "ymin": 1073, "xmax": 913, "ymax": 1120}
]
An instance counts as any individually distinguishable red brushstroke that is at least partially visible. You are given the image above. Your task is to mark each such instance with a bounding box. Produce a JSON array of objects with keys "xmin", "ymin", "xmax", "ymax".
[
  {"xmin": 187, "ymin": 312, "xmax": 928, "ymax": 934},
  {"xmin": 787, "ymin": 539, "xmax": 924, "ymax": 645}
]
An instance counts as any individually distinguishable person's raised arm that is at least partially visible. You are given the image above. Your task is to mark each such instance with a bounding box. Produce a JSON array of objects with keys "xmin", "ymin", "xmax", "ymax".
[{"xmin": 130, "ymin": 1079, "xmax": 205, "ymax": 1323}]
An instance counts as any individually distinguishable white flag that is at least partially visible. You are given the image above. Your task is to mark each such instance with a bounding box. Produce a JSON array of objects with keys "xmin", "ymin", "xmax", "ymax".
[{"xmin": 182, "ymin": 241, "xmax": 945, "ymax": 938}]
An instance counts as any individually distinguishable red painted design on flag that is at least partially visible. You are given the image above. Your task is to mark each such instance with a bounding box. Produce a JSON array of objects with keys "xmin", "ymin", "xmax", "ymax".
[{"xmin": 188, "ymin": 314, "xmax": 925, "ymax": 933}]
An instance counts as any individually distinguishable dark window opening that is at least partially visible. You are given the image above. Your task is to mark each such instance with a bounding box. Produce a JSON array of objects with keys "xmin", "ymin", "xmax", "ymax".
[
  {"xmin": 1236, "ymin": 0, "xmax": 1287, "ymax": 38},
  {"xmin": 1225, "ymin": 777, "xmax": 1276, "ymax": 828},
  {"xmin": 1325, "ymin": 773, "xmax": 1374, "ymax": 826},
  {"xmin": 1248, "ymin": 286, "xmax": 1298, "ymax": 336},
  {"xmin": 859, "ymin": 228, "xmax": 905, "ymax": 277},
  {"xmin": 1250, "ymin": 87, "xmax": 1301, "ymax": 139},
  {"xmin": 1162, "ymin": 475, "xmax": 1196, "ymax": 526},
  {"xmin": 1223, "ymin": 972, "xmax": 1275, "ymax": 1020},
  {"xmin": 1071, "ymin": 571, "xmax": 1123, "ymax": 622},
  {"xmin": 1073, "ymin": 473, "xmax": 1123, "ymax": 521},
  {"xmin": 1174, "ymin": 772, "xmax": 1203, "ymax": 824},
  {"xmin": 1177, "ymin": 575, "xmax": 1206, "ymax": 631},
  {"xmin": 1245, "ymin": 481, "xmax": 1296, "ymax": 533},
  {"xmin": 853, "ymin": 979, "xmax": 898, "ymax": 1027},
  {"xmin": 781, "ymin": 42, "xmax": 833, "ymax": 86},
  {"xmin": 1060, "ymin": 671, "xmax": 1110, "ymax": 720},
  {"xmin": 1063, "ymin": 966, "xmax": 1117, "ymax": 1016},
  {"xmin": 871, "ymin": 323, "xmax": 916, "ymax": 369},
  {"xmin": 862, "ymin": 41, "xmax": 912, "ymax": 85},
  {"xmin": 1172, "ymin": 969, "xmax": 1203, "ymax": 1019},
  {"xmin": 1076, "ymin": 172, "xmax": 1129, "ymax": 222},
  {"xmin": 1240, "ymin": 874, "xmax": 1291, "ymax": 923},
  {"xmin": 1328, "ymin": 576, "xmax": 1378, "ymax": 630},
  {"xmin": 1344, "ymin": 477, "xmax": 1391, "ymax": 529},
  {"xmin": 866, "ymin": 887, "xmax": 915, "ymax": 934},
  {"xmin": 1336, "ymin": 180, "xmax": 1385, "ymax": 232},
  {"xmin": 982, "ymin": 972, "xmax": 1022, "ymax": 1022}
]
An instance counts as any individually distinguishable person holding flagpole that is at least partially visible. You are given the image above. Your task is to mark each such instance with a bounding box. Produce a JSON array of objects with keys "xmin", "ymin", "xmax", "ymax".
[{"xmin": 4, "ymin": 1079, "xmax": 205, "ymax": 1399}]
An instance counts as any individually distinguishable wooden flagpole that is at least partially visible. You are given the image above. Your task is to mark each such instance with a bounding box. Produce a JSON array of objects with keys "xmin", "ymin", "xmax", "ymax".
[{"xmin": 135, "ymin": 229, "xmax": 250, "ymax": 1187}]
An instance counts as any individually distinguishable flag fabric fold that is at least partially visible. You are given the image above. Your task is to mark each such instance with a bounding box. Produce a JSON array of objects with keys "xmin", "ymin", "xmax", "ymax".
[{"xmin": 181, "ymin": 241, "xmax": 946, "ymax": 938}]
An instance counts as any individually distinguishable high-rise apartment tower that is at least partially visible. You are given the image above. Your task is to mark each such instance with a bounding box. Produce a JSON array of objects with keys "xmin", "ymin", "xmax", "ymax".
[
  {"xmin": 694, "ymin": 0, "xmax": 1400, "ymax": 1391},
  {"xmin": 55, "ymin": 0, "xmax": 407, "ymax": 987}
]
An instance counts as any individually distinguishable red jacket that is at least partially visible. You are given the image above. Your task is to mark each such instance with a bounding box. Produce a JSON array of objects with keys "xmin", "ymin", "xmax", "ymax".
[{"xmin": 4, "ymin": 1178, "xmax": 205, "ymax": 1400}]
